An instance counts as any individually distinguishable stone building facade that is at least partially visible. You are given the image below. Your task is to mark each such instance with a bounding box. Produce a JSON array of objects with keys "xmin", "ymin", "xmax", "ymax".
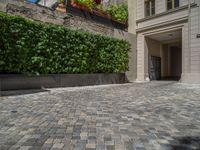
[{"xmin": 128, "ymin": 0, "xmax": 200, "ymax": 84}]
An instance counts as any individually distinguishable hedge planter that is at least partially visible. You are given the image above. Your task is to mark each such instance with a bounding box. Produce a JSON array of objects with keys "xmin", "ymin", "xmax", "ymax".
[
  {"xmin": 66, "ymin": 3, "xmax": 128, "ymax": 30},
  {"xmin": 0, "ymin": 12, "xmax": 130, "ymax": 75},
  {"xmin": 0, "ymin": 73, "xmax": 127, "ymax": 91}
]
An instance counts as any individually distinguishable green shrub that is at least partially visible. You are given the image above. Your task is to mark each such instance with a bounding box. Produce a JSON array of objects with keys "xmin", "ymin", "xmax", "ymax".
[
  {"xmin": 75, "ymin": 0, "xmax": 97, "ymax": 9},
  {"xmin": 106, "ymin": 4, "xmax": 128, "ymax": 22},
  {"xmin": 0, "ymin": 12, "xmax": 130, "ymax": 75}
]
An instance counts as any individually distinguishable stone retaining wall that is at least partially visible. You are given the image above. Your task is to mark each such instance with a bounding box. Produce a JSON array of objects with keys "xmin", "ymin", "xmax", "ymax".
[
  {"xmin": 0, "ymin": 74, "xmax": 127, "ymax": 91},
  {"xmin": 0, "ymin": 0, "xmax": 117, "ymax": 36}
]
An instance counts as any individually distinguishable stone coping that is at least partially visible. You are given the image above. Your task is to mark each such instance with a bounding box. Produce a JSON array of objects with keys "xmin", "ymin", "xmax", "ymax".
[{"xmin": 0, "ymin": 73, "xmax": 127, "ymax": 91}]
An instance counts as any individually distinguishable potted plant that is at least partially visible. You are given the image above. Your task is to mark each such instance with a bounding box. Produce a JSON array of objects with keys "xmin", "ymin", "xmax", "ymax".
[
  {"xmin": 67, "ymin": 0, "xmax": 92, "ymax": 18},
  {"xmin": 56, "ymin": 0, "xmax": 67, "ymax": 13},
  {"xmin": 74, "ymin": 0, "xmax": 96, "ymax": 10},
  {"xmin": 67, "ymin": 0, "xmax": 128, "ymax": 29},
  {"xmin": 93, "ymin": 4, "xmax": 111, "ymax": 19},
  {"xmin": 106, "ymin": 4, "xmax": 128, "ymax": 25}
]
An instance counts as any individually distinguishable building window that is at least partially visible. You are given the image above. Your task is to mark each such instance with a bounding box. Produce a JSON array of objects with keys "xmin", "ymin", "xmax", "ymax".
[
  {"xmin": 167, "ymin": 0, "xmax": 179, "ymax": 10},
  {"xmin": 145, "ymin": 0, "xmax": 155, "ymax": 17}
]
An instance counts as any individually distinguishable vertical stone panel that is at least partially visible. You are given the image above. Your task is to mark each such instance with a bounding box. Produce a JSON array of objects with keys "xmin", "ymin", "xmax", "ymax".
[
  {"xmin": 157, "ymin": 0, "xmax": 166, "ymax": 14},
  {"xmin": 136, "ymin": 0, "xmax": 144, "ymax": 20},
  {"xmin": 190, "ymin": 7, "xmax": 200, "ymax": 73},
  {"xmin": 136, "ymin": 33, "xmax": 146, "ymax": 81}
]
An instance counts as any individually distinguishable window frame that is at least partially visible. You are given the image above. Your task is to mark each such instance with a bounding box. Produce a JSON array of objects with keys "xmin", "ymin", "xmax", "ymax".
[
  {"xmin": 166, "ymin": 0, "xmax": 180, "ymax": 11},
  {"xmin": 144, "ymin": 0, "xmax": 156, "ymax": 17}
]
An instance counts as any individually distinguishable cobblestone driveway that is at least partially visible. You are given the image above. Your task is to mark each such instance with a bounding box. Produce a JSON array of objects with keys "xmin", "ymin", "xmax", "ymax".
[{"xmin": 0, "ymin": 81, "xmax": 200, "ymax": 150}]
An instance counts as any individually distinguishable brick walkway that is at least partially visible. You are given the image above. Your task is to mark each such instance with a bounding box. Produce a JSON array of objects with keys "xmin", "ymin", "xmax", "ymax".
[{"xmin": 0, "ymin": 81, "xmax": 200, "ymax": 150}]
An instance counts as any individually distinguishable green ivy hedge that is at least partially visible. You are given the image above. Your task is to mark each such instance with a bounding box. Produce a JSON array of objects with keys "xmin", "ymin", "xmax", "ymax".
[{"xmin": 0, "ymin": 12, "xmax": 130, "ymax": 75}]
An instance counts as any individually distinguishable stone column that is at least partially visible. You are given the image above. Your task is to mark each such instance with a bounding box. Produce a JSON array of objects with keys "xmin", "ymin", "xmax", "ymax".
[
  {"xmin": 181, "ymin": 2, "xmax": 200, "ymax": 84},
  {"xmin": 125, "ymin": 0, "xmax": 137, "ymax": 82},
  {"xmin": 136, "ymin": 33, "xmax": 146, "ymax": 82},
  {"xmin": 128, "ymin": 0, "xmax": 136, "ymax": 34}
]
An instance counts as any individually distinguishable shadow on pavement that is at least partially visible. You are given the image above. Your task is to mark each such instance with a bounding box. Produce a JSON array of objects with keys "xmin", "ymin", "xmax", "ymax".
[
  {"xmin": 0, "ymin": 89, "xmax": 50, "ymax": 97},
  {"xmin": 169, "ymin": 136, "xmax": 200, "ymax": 150}
]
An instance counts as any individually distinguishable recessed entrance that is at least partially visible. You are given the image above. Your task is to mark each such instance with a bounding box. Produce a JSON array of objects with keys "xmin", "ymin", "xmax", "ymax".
[{"xmin": 146, "ymin": 29, "xmax": 182, "ymax": 81}]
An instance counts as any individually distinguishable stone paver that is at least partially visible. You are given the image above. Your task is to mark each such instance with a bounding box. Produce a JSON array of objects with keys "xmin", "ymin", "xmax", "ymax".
[{"xmin": 0, "ymin": 81, "xmax": 200, "ymax": 150}]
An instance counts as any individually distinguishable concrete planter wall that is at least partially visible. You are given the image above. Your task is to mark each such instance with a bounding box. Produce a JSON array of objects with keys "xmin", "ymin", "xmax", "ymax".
[
  {"xmin": 67, "ymin": 4, "xmax": 128, "ymax": 30},
  {"xmin": 0, "ymin": 73, "xmax": 127, "ymax": 91}
]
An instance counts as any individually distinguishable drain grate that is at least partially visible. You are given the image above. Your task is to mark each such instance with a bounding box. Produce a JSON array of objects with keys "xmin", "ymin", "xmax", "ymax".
[{"xmin": 11, "ymin": 110, "xmax": 18, "ymax": 113}]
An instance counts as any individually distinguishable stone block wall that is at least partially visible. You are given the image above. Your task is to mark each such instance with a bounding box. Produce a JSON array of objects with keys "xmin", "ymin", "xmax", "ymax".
[
  {"xmin": 64, "ymin": 15, "xmax": 115, "ymax": 36},
  {"xmin": 0, "ymin": 0, "xmax": 116, "ymax": 36}
]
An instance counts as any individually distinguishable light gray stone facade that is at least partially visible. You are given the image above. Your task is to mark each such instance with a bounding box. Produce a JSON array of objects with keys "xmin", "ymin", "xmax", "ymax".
[{"xmin": 130, "ymin": 0, "xmax": 200, "ymax": 84}]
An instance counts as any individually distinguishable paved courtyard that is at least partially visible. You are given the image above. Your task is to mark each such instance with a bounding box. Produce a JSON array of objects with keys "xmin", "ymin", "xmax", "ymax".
[{"xmin": 0, "ymin": 81, "xmax": 200, "ymax": 150}]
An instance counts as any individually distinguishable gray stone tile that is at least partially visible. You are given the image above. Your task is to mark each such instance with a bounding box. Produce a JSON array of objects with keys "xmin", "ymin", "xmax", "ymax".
[{"xmin": 1, "ymin": 82, "xmax": 200, "ymax": 150}]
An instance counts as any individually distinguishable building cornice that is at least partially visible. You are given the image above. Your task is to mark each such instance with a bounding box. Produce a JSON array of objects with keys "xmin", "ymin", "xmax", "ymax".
[{"xmin": 136, "ymin": 17, "xmax": 187, "ymax": 33}]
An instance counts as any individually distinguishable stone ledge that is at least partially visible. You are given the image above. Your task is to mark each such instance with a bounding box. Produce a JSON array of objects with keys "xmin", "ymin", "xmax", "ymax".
[{"xmin": 0, "ymin": 74, "xmax": 127, "ymax": 91}]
